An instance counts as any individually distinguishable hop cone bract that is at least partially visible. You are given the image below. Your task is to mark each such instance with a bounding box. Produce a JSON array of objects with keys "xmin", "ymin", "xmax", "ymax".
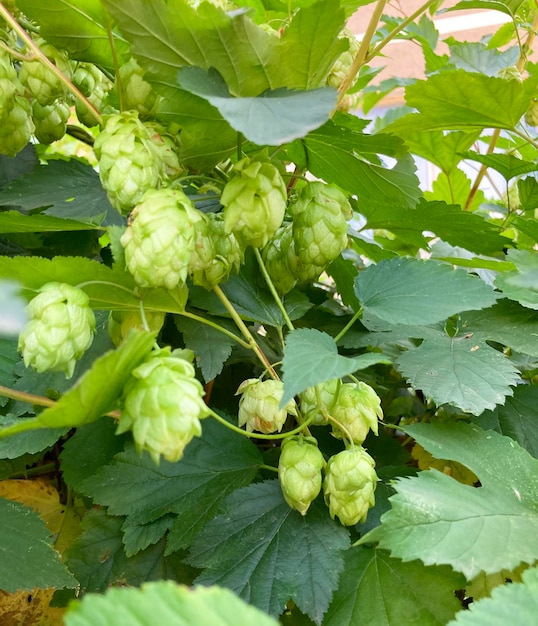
[
  {"xmin": 323, "ymin": 447, "xmax": 378, "ymax": 526},
  {"xmin": 19, "ymin": 42, "xmax": 71, "ymax": 106},
  {"xmin": 18, "ymin": 282, "xmax": 95, "ymax": 378},
  {"xmin": 279, "ymin": 436, "xmax": 325, "ymax": 515},
  {"xmin": 117, "ymin": 348, "xmax": 210, "ymax": 464}
]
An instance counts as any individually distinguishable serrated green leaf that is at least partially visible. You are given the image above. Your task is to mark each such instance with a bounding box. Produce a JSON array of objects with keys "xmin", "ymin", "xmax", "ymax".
[
  {"xmin": 122, "ymin": 516, "xmax": 176, "ymax": 558},
  {"xmin": 0, "ymin": 210, "xmax": 102, "ymax": 234},
  {"xmin": 17, "ymin": 0, "xmax": 130, "ymax": 69},
  {"xmin": 0, "ymin": 337, "xmax": 19, "ymax": 398},
  {"xmin": 0, "ymin": 418, "xmax": 67, "ymax": 459},
  {"xmin": 0, "ymin": 496, "xmax": 77, "ymax": 592},
  {"xmin": 448, "ymin": 41, "xmax": 518, "ymax": 76},
  {"xmin": 517, "ymin": 176, "xmax": 538, "ymax": 212},
  {"xmin": 355, "ymin": 258, "xmax": 497, "ymax": 326},
  {"xmin": 0, "ymin": 331, "xmax": 155, "ymax": 437},
  {"xmin": 460, "ymin": 151, "xmax": 538, "ymax": 181},
  {"xmin": 286, "ymin": 121, "xmax": 421, "ymax": 208},
  {"xmin": 494, "ymin": 249, "xmax": 538, "ymax": 309},
  {"xmin": 281, "ymin": 328, "xmax": 389, "ymax": 406},
  {"xmin": 360, "ymin": 422, "xmax": 538, "ymax": 579},
  {"xmin": 0, "ymin": 144, "xmax": 38, "ymax": 187},
  {"xmin": 448, "ymin": 0, "xmax": 526, "ymax": 16},
  {"xmin": 0, "ymin": 160, "xmax": 121, "ymax": 226},
  {"xmin": 447, "ymin": 565, "xmax": 538, "ymax": 626},
  {"xmin": 385, "ymin": 71, "xmax": 538, "ymax": 134},
  {"xmin": 424, "ymin": 168, "xmax": 486, "ymax": 212},
  {"xmin": 79, "ymin": 418, "xmax": 262, "ymax": 550},
  {"xmin": 396, "ymin": 335, "xmax": 518, "ymax": 414},
  {"xmin": 175, "ymin": 315, "xmax": 235, "ymax": 383},
  {"xmin": 178, "ymin": 67, "xmax": 337, "ymax": 146},
  {"xmin": 188, "ymin": 480, "xmax": 350, "ymax": 624},
  {"xmin": 475, "ymin": 384, "xmax": 538, "ymax": 458},
  {"xmin": 324, "ymin": 547, "xmax": 465, "ymax": 626},
  {"xmin": 64, "ymin": 580, "xmax": 280, "ymax": 626}
]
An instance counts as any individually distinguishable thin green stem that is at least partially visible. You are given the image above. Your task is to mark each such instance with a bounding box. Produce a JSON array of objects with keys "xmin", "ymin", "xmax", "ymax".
[
  {"xmin": 254, "ymin": 248, "xmax": 294, "ymax": 331},
  {"xmin": 9, "ymin": 462, "xmax": 57, "ymax": 479},
  {"xmin": 213, "ymin": 285, "xmax": 280, "ymax": 380},
  {"xmin": 75, "ymin": 280, "xmax": 135, "ymax": 296},
  {"xmin": 326, "ymin": 414, "xmax": 355, "ymax": 449},
  {"xmin": 0, "ymin": 4, "xmax": 102, "ymax": 125},
  {"xmin": 333, "ymin": 308, "xmax": 362, "ymax": 344},
  {"xmin": 138, "ymin": 300, "xmax": 150, "ymax": 332},
  {"xmin": 0, "ymin": 385, "xmax": 56, "ymax": 408},
  {"xmin": 336, "ymin": 0, "xmax": 387, "ymax": 106},
  {"xmin": 260, "ymin": 463, "xmax": 279, "ymax": 473},
  {"xmin": 367, "ymin": 0, "xmax": 438, "ymax": 62},
  {"xmin": 208, "ymin": 408, "xmax": 315, "ymax": 440},
  {"xmin": 178, "ymin": 310, "xmax": 250, "ymax": 348}
]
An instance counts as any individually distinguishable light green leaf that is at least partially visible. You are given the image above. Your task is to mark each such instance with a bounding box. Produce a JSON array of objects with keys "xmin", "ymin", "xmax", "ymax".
[
  {"xmin": 396, "ymin": 335, "xmax": 518, "ymax": 414},
  {"xmin": 517, "ymin": 176, "xmax": 538, "ymax": 212},
  {"xmin": 0, "ymin": 496, "xmax": 77, "ymax": 592},
  {"xmin": 188, "ymin": 480, "xmax": 350, "ymax": 623},
  {"xmin": 0, "ymin": 331, "xmax": 155, "ymax": 437},
  {"xmin": 64, "ymin": 580, "xmax": 280, "ymax": 626},
  {"xmin": 447, "ymin": 565, "xmax": 538, "ymax": 626},
  {"xmin": 281, "ymin": 328, "xmax": 389, "ymax": 406},
  {"xmin": 0, "ymin": 210, "xmax": 102, "ymax": 233},
  {"xmin": 79, "ymin": 418, "xmax": 262, "ymax": 550},
  {"xmin": 385, "ymin": 71, "xmax": 538, "ymax": 134},
  {"xmin": 324, "ymin": 547, "xmax": 465, "ymax": 626},
  {"xmin": 448, "ymin": 0, "xmax": 526, "ymax": 17},
  {"xmin": 402, "ymin": 130, "xmax": 480, "ymax": 174},
  {"xmin": 448, "ymin": 41, "xmax": 518, "ymax": 76},
  {"xmin": 17, "ymin": 0, "xmax": 130, "ymax": 69},
  {"xmin": 354, "ymin": 257, "xmax": 497, "ymax": 326},
  {"xmin": 360, "ymin": 422, "xmax": 538, "ymax": 579},
  {"xmin": 424, "ymin": 168, "xmax": 486, "ymax": 212},
  {"xmin": 460, "ymin": 151, "xmax": 538, "ymax": 181},
  {"xmin": 495, "ymin": 249, "xmax": 538, "ymax": 309},
  {"xmin": 178, "ymin": 67, "xmax": 337, "ymax": 146}
]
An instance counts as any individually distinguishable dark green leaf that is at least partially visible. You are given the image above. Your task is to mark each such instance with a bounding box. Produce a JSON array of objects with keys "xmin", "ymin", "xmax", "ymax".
[
  {"xmin": 0, "ymin": 417, "xmax": 67, "ymax": 459},
  {"xmin": 0, "ymin": 496, "xmax": 77, "ymax": 592},
  {"xmin": 188, "ymin": 480, "xmax": 350, "ymax": 624},
  {"xmin": 354, "ymin": 257, "xmax": 497, "ymax": 326},
  {"xmin": 324, "ymin": 547, "xmax": 465, "ymax": 626},
  {"xmin": 396, "ymin": 336, "xmax": 518, "ymax": 414},
  {"xmin": 0, "ymin": 337, "xmax": 19, "ymax": 401},
  {"xmin": 0, "ymin": 144, "xmax": 38, "ymax": 187}
]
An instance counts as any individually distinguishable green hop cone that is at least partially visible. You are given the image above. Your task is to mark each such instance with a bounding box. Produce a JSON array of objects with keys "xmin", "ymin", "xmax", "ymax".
[
  {"xmin": 108, "ymin": 309, "xmax": 166, "ymax": 346},
  {"xmin": 121, "ymin": 188, "xmax": 200, "ymax": 290},
  {"xmin": 237, "ymin": 378, "xmax": 296, "ymax": 434},
  {"xmin": 18, "ymin": 282, "xmax": 95, "ymax": 379},
  {"xmin": 290, "ymin": 181, "xmax": 352, "ymax": 282},
  {"xmin": 331, "ymin": 381, "xmax": 382, "ymax": 445},
  {"xmin": 278, "ymin": 436, "xmax": 325, "ymax": 515},
  {"xmin": 117, "ymin": 348, "xmax": 210, "ymax": 464},
  {"xmin": 32, "ymin": 99, "xmax": 70, "ymax": 144},
  {"xmin": 525, "ymin": 99, "xmax": 538, "ymax": 127},
  {"xmin": 188, "ymin": 211, "xmax": 217, "ymax": 290},
  {"xmin": 222, "ymin": 155, "xmax": 287, "ymax": 249},
  {"xmin": 118, "ymin": 57, "xmax": 160, "ymax": 118},
  {"xmin": 73, "ymin": 62, "xmax": 111, "ymax": 127},
  {"xmin": 19, "ymin": 42, "xmax": 72, "ymax": 106},
  {"xmin": 299, "ymin": 378, "xmax": 341, "ymax": 426},
  {"xmin": 94, "ymin": 112, "xmax": 177, "ymax": 214},
  {"xmin": 323, "ymin": 447, "xmax": 378, "ymax": 526},
  {"xmin": 326, "ymin": 28, "xmax": 360, "ymax": 90},
  {"xmin": 262, "ymin": 223, "xmax": 298, "ymax": 296},
  {"xmin": 0, "ymin": 53, "xmax": 22, "ymax": 117},
  {"xmin": 0, "ymin": 96, "xmax": 34, "ymax": 157},
  {"xmin": 203, "ymin": 213, "xmax": 243, "ymax": 287}
]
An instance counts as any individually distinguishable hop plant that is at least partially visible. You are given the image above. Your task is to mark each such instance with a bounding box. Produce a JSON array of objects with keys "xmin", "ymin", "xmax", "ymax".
[
  {"xmin": 121, "ymin": 188, "xmax": 200, "ymax": 291},
  {"xmin": 330, "ymin": 381, "xmax": 382, "ymax": 445},
  {"xmin": 290, "ymin": 182, "xmax": 352, "ymax": 282},
  {"xmin": 323, "ymin": 447, "xmax": 378, "ymax": 526},
  {"xmin": 278, "ymin": 436, "xmax": 325, "ymax": 515},
  {"xmin": 326, "ymin": 29, "xmax": 360, "ymax": 90},
  {"xmin": 0, "ymin": 52, "xmax": 21, "ymax": 117},
  {"xmin": 118, "ymin": 57, "xmax": 160, "ymax": 118},
  {"xmin": 73, "ymin": 62, "xmax": 111, "ymax": 127},
  {"xmin": 19, "ymin": 41, "xmax": 72, "ymax": 106},
  {"xmin": 203, "ymin": 212, "xmax": 243, "ymax": 287},
  {"xmin": 237, "ymin": 378, "xmax": 296, "ymax": 434},
  {"xmin": 18, "ymin": 282, "xmax": 95, "ymax": 379},
  {"xmin": 32, "ymin": 99, "xmax": 70, "ymax": 144},
  {"xmin": 221, "ymin": 155, "xmax": 287, "ymax": 249},
  {"xmin": 299, "ymin": 379, "xmax": 341, "ymax": 426},
  {"xmin": 188, "ymin": 212, "xmax": 217, "ymax": 290},
  {"xmin": 262, "ymin": 223, "xmax": 298, "ymax": 295},
  {"xmin": 108, "ymin": 309, "xmax": 166, "ymax": 346},
  {"xmin": 525, "ymin": 99, "xmax": 538, "ymax": 127},
  {"xmin": 94, "ymin": 112, "xmax": 179, "ymax": 214},
  {"xmin": 117, "ymin": 348, "xmax": 210, "ymax": 463},
  {"xmin": 0, "ymin": 95, "xmax": 34, "ymax": 157}
]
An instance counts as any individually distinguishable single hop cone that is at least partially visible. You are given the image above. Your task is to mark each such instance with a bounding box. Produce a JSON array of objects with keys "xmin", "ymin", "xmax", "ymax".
[
  {"xmin": 290, "ymin": 182, "xmax": 352, "ymax": 282},
  {"xmin": 0, "ymin": 52, "xmax": 23, "ymax": 117},
  {"xmin": 203, "ymin": 212, "xmax": 243, "ymax": 287},
  {"xmin": 278, "ymin": 436, "xmax": 325, "ymax": 515},
  {"xmin": 323, "ymin": 447, "xmax": 378, "ymax": 526},
  {"xmin": 262, "ymin": 223, "xmax": 298, "ymax": 296},
  {"xmin": 94, "ymin": 111, "xmax": 176, "ymax": 214},
  {"xmin": 222, "ymin": 155, "xmax": 287, "ymax": 249},
  {"xmin": 299, "ymin": 378, "xmax": 341, "ymax": 426},
  {"xmin": 32, "ymin": 99, "xmax": 70, "ymax": 144},
  {"xmin": 118, "ymin": 57, "xmax": 160, "ymax": 118},
  {"xmin": 19, "ymin": 41, "xmax": 72, "ymax": 106},
  {"xmin": 108, "ymin": 309, "xmax": 166, "ymax": 347},
  {"xmin": 326, "ymin": 29, "xmax": 361, "ymax": 90},
  {"xmin": 525, "ymin": 99, "xmax": 538, "ymax": 127},
  {"xmin": 121, "ymin": 188, "xmax": 200, "ymax": 291},
  {"xmin": 18, "ymin": 282, "xmax": 95, "ymax": 379},
  {"xmin": 0, "ymin": 96, "xmax": 34, "ymax": 157},
  {"xmin": 330, "ymin": 381, "xmax": 382, "ymax": 445},
  {"xmin": 188, "ymin": 212, "xmax": 217, "ymax": 290},
  {"xmin": 236, "ymin": 378, "xmax": 296, "ymax": 434},
  {"xmin": 117, "ymin": 348, "xmax": 210, "ymax": 464},
  {"xmin": 73, "ymin": 62, "xmax": 111, "ymax": 127}
]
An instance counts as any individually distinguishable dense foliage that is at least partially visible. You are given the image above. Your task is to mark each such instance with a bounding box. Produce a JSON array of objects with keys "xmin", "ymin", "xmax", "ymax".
[{"xmin": 0, "ymin": 0, "xmax": 537, "ymax": 623}]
